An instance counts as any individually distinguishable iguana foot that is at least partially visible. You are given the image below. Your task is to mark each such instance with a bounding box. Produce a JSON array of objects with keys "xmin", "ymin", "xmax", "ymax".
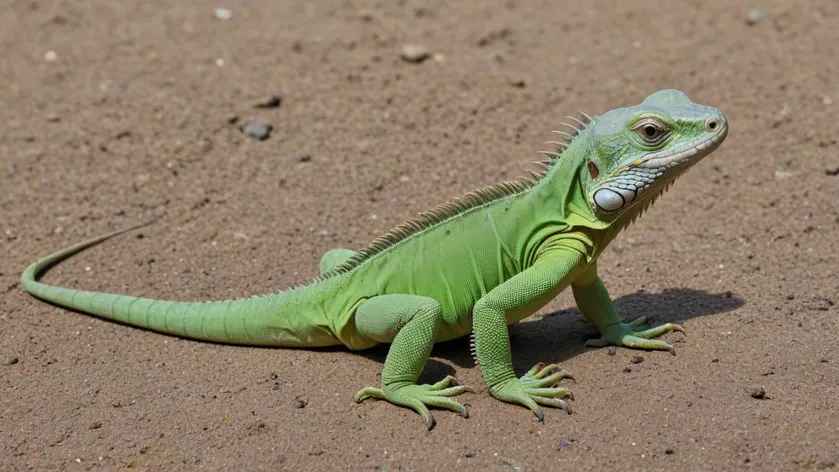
[
  {"xmin": 585, "ymin": 316, "xmax": 686, "ymax": 355},
  {"xmin": 489, "ymin": 363, "xmax": 575, "ymax": 421},
  {"xmin": 354, "ymin": 375, "xmax": 474, "ymax": 430}
]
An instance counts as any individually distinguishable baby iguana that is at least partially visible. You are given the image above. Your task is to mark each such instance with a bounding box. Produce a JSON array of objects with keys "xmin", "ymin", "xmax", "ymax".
[{"xmin": 22, "ymin": 89, "xmax": 728, "ymax": 429}]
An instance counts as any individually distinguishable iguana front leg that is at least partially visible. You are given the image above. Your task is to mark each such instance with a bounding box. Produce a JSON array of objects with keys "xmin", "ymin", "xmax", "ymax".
[
  {"xmin": 353, "ymin": 294, "xmax": 474, "ymax": 429},
  {"xmin": 472, "ymin": 248, "xmax": 582, "ymax": 421},
  {"xmin": 572, "ymin": 261, "xmax": 686, "ymax": 355}
]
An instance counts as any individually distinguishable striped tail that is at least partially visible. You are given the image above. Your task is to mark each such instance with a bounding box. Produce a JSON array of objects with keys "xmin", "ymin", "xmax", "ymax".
[{"xmin": 20, "ymin": 223, "xmax": 342, "ymax": 347}]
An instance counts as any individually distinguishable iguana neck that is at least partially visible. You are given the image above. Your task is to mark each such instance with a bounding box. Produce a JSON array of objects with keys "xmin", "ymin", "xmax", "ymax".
[{"xmin": 522, "ymin": 126, "xmax": 650, "ymax": 261}]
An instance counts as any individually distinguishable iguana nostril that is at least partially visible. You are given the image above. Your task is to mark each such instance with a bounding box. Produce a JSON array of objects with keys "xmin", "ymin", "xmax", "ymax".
[{"xmin": 706, "ymin": 118, "xmax": 718, "ymax": 131}]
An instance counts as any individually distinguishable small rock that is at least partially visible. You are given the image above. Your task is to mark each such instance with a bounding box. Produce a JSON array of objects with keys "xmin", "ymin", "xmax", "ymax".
[
  {"xmin": 749, "ymin": 386, "xmax": 768, "ymax": 399},
  {"xmin": 823, "ymin": 95, "xmax": 833, "ymax": 106},
  {"xmin": 623, "ymin": 367, "xmax": 632, "ymax": 373},
  {"xmin": 296, "ymin": 154, "xmax": 311, "ymax": 162},
  {"xmin": 774, "ymin": 170, "xmax": 792, "ymax": 179},
  {"xmin": 269, "ymin": 372, "xmax": 283, "ymax": 390},
  {"xmin": 6, "ymin": 357, "xmax": 19, "ymax": 366},
  {"xmin": 213, "ymin": 8, "xmax": 233, "ymax": 20},
  {"xmin": 401, "ymin": 44, "xmax": 430, "ymax": 63},
  {"xmin": 746, "ymin": 9, "xmax": 762, "ymax": 25},
  {"xmin": 358, "ymin": 9, "xmax": 375, "ymax": 22},
  {"xmin": 44, "ymin": 50, "xmax": 57, "ymax": 62},
  {"xmin": 825, "ymin": 165, "xmax": 839, "ymax": 176},
  {"xmin": 243, "ymin": 120, "xmax": 272, "ymax": 141},
  {"xmin": 224, "ymin": 112, "xmax": 239, "ymax": 124},
  {"xmin": 665, "ymin": 448, "xmax": 674, "ymax": 455},
  {"xmin": 508, "ymin": 76, "xmax": 526, "ymax": 88},
  {"xmin": 254, "ymin": 95, "xmax": 282, "ymax": 109},
  {"xmin": 607, "ymin": 346, "xmax": 616, "ymax": 356},
  {"xmin": 294, "ymin": 395, "xmax": 308, "ymax": 408},
  {"xmin": 46, "ymin": 113, "xmax": 61, "ymax": 123},
  {"xmin": 630, "ymin": 356, "xmax": 644, "ymax": 364},
  {"xmin": 89, "ymin": 421, "xmax": 102, "ymax": 430}
]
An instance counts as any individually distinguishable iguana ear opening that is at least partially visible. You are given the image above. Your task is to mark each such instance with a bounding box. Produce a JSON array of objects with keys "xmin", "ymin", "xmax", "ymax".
[{"xmin": 587, "ymin": 160, "xmax": 599, "ymax": 180}]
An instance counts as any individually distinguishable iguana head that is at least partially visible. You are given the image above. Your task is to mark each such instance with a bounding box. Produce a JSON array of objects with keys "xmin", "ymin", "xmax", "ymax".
[{"xmin": 581, "ymin": 89, "xmax": 728, "ymax": 220}]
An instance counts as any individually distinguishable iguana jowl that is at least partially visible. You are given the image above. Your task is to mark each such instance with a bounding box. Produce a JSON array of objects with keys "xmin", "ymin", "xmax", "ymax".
[{"xmin": 22, "ymin": 90, "xmax": 728, "ymax": 429}]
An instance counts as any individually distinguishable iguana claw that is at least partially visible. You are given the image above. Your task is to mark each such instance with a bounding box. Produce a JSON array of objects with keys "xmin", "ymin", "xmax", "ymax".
[
  {"xmin": 585, "ymin": 316, "xmax": 686, "ymax": 355},
  {"xmin": 489, "ymin": 363, "xmax": 575, "ymax": 421},
  {"xmin": 354, "ymin": 375, "xmax": 474, "ymax": 430}
]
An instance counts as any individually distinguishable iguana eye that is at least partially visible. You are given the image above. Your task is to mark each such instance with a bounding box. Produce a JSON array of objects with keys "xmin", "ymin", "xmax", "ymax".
[{"xmin": 632, "ymin": 118, "xmax": 669, "ymax": 144}]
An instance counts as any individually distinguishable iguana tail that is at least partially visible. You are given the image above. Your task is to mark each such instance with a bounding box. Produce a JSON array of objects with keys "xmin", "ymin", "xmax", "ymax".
[{"xmin": 20, "ymin": 223, "xmax": 343, "ymax": 347}]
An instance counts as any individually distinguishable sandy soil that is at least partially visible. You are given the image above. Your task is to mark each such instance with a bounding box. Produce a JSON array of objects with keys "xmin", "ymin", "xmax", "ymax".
[{"xmin": 2, "ymin": 0, "xmax": 838, "ymax": 470}]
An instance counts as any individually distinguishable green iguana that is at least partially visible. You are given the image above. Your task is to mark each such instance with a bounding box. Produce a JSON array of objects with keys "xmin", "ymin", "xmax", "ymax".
[{"xmin": 22, "ymin": 89, "xmax": 728, "ymax": 429}]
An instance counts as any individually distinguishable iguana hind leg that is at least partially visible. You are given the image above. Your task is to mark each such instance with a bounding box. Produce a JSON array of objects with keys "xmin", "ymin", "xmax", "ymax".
[
  {"xmin": 352, "ymin": 294, "xmax": 474, "ymax": 430},
  {"xmin": 572, "ymin": 262, "xmax": 686, "ymax": 355},
  {"xmin": 318, "ymin": 248, "xmax": 356, "ymax": 275}
]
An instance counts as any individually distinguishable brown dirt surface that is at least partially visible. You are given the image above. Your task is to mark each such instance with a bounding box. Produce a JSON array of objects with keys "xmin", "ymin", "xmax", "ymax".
[{"xmin": 2, "ymin": 0, "xmax": 838, "ymax": 470}]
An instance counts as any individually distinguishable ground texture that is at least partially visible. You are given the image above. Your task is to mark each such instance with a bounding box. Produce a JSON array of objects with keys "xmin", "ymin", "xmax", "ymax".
[{"xmin": 2, "ymin": 0, "xmax": 838, "ymax": 470}]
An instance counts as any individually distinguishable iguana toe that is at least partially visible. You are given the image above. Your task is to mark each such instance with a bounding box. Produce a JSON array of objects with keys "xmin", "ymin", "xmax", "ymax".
[
  {"xmin": 354, "ymin": 377, "xmax": 474, "ymax": 430},
  {"xmin": 585, "ymin": 319, "xmax": 685, "ymax": 355},
  {"xmin": 489, "ymin": 363, "xmax": 575, "ymax": 422}
]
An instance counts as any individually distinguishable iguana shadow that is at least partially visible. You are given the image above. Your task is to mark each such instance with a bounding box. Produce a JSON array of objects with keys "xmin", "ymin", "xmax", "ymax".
[{"xmin": 359, "ymin": 287, "xmax": 744, "ymax": 382}]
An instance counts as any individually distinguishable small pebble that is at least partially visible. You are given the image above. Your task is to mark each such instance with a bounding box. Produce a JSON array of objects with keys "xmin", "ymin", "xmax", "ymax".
[
  {"xmin": 44, "ymin": 50, "xmax": 57, "ymax": 61},
  {"xmin": 296, "ymin": 154, "xmax": 311, "ymax": 162},
  {"xmin": 224, "ymin": 112, "xmax": 239, "ymax": 124},
  {"xmin": 607, "ymin": 346, "xmax": 617, "ymax": 356},
  {"xmin": 254, "ymin": 95, "xmax": 282, "ymax": 109},
  {"xmin": 358, "ymin": 9, "xmax": 375, "ymax": 22},
  {"xmin": 825, "ymin": 165, "xmax": 839, "ymax": 176},
  {"xmin": 749, "ymin": 386, "xmax": 768, "ymax": 399},
  {"xmin": 6, "ymin": 357, "xmax": 19, "ymax": 366},
  {"xmin": 665, "ymin": 448, "xmax": 674, "ymax": 455},
  {"xmin": 243, "ymin": 120, "xmax": 272, "ymax": 141},
  {"xmin": 401, "ymin": 44, "xmax": 430, "ymax": 63},
  {"xmin": 294, "ymin": 395, "xmax": 308, "ymax": 408},
  {"xmin": 213, "ymin": 8, "xmax": 233, "ymax": 20},
  {"xmin": 630, "ymin": 356, "xmax": 644, "ymax": 364},
  {"xmin": 623, "ymin": 367, "xmax": 632, "ymax": 373},
  {"xmin": 508, "ymin": 76, "xmax": 526, "ymax": 88},
  {"xmin": 746, "ymin": 9, "xmax": 762, "ymax": 25}
]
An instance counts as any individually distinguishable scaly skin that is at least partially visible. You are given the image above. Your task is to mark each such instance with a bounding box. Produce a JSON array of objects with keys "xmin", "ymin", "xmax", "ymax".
[{"xmin": 21, "ymin": 90, "xmax": 728, "ymax": 429}]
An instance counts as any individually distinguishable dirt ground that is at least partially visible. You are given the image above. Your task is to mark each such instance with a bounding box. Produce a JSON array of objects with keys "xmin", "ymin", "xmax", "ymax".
[{"xmin": 2, "ymin": 0, "xmax": 838, "ymax": 470}]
